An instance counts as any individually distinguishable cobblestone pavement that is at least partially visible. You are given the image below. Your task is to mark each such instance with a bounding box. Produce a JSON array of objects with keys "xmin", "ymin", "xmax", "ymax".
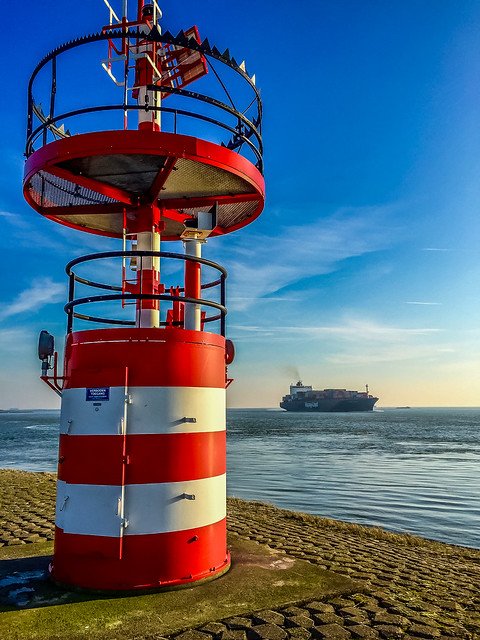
[
  {"xmin": 0, "ymin": 470, "xmax": 55, "ymax": 546},
  {"xmin": 0, "ymin": 471, "xmax": 478, "ymax": 639}
]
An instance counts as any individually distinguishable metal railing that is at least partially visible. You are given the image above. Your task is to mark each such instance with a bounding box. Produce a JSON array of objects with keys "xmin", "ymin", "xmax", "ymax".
[
  {"xmin": 65, "ymin": 250, "xmax": 227, "ymax": 335},
  {"xmin": 26, "ymin": 28, "xmax": 263, "ymax": 171}
]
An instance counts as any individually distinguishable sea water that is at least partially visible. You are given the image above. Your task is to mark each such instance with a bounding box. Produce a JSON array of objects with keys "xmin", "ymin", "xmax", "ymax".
[{"xmin": 0, "ymin": 407, "xmax": 478, "ymax": 549}]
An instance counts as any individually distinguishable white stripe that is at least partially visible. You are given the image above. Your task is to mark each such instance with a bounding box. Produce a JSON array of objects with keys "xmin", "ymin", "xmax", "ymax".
[
  {"xmin": 60, "ymin": 387, "xmax": 225, "ymax": 435},
  {"xmin": 56, "ymin": 480, "xmax": 121, "ymax": 537},
  {"xmin": 56, "ymin": 475, "xmax": 226, "ymax": 537},
  {"xmin": 60, "ymin": 387, "xmax": 125, "ymax": 435}
]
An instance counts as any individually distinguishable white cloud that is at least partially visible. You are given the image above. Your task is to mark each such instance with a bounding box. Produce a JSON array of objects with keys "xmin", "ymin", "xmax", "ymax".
[
  {"xmin": 230, "ymin": 317, "xmax": 441, "ymax": 342},
  {"xmin": 0, "ymin": 278, "xmax": 64, "ymax": 320},
  {"xmin": 0, "ymin": 328, "xmax": 32, "ymax": 350},
  {"xmin": 222, "ymin": 206, "xmax": 394, "ymax": 310},
  {"xmin": 0, "ymin": 210, "xmax": 119, "ymax": 255},
  {"xmin": 292, "ymin": 319, "xmax": 440, "ymax": 340},
  {"xmin": 0, "ymin": 210, "xmax": 28, "ymax": 229},
  {"xmin": 327, "ymin": 344, "xmax": 449, "ymax": 365},
  {"xmin": 404, "ymin": 301, "xmax": 442, "ymax": 306},
  {"xmin": 228, "ymin": 296, "xmax": 301, "ymax": 304}
]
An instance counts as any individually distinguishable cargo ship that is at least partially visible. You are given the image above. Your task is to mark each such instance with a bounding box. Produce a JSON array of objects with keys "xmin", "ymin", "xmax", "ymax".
[{"xmin": 280, "ymin": 381, "xmax": 378, "ymax": 412}]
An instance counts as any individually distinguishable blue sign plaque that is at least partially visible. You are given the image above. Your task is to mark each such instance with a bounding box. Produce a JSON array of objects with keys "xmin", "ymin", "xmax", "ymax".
[{"xmin": 86, "ymin": 387, "xmax": 110, "ymax": 402}]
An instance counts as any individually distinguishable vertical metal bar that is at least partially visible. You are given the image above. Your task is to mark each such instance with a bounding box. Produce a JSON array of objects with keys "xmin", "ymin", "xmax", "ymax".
[
  {"xmin": 136, "ymin": 254, "xmax": 144, "ymax": 326},
  {"xmin": 67, "ymin": 274, "xmax": 75, "ymax": 333},
  {"xmin": 184, "ymin": 241, "xmax": 202, "ymax": 331},
  {"xmin": 68, "ymin": 272, "xmax": 75, "ymax": 303},
  {"xmin": 26, "ymin": 81, "xmax": 33, "ymax": 152},
  {"xmin": 119, "ymin": 365, "xmax": 129, "ymax": 559},
  {"xmin": 220, "ymin": 273, "xmax": 226, "ymax": 337},
  {"xmin": 40, "ymin": 175, "xmax": 46, "ymax": 209},
  {"xmin": 122, "ymin": 210, "xmax": 127, "ymax": 308},
  {"xmin": 50, "ymin": 57, "xmax": 57, "ymax": 122},
  {"xmin": 123, "ymin": 39, "xmax": 129, "ymax": 130},
  {"xmin": 43, "ymin": 57, "xmax": 56, "ymax": 146}
]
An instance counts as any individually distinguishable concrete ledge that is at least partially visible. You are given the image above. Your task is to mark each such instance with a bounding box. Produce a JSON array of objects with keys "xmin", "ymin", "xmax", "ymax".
[{"xmin": 0, "ymin": 537, "xmax": 359, "ymax": 640}]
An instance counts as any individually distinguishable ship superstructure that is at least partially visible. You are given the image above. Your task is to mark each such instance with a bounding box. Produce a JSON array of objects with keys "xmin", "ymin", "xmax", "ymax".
[{"xmin": 280, "ymin": 381, "xmax": 378, "ymax": 412}]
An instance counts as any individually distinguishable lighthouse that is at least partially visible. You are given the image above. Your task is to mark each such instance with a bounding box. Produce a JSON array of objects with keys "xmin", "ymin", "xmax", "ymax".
[{"xmin": 26, "ymin": 1, "xmax": 264, "ymax": 591}]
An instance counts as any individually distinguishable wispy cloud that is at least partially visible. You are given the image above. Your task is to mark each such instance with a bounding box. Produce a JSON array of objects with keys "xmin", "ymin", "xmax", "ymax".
[
  {"xmin": 230, "ymin": 317, "xmax": 441, "ymax": 342},
  {"xmin": 291, "ymin": 319, "xmax": 441, "ymax": 341},
  {"xmin": 228, "ymin": 296, "xmax": 301, "ymax": 304},
  {"xmin": 0, "ymin": 209, "xmax": 119, "ymax": 255},
  {"xmin": 327, "ymin": 344, "xmax": 451, "ymax": 365},
  {"xmin": 234, "ymin": 315, "xmax": 454, "ymax": 367},
  {"xmin": 404, "ymin": 301, "xmax": 442, "ymax": 305},
  {"xmin": 0, "ymin": 210, "xmax": 29, "ymax": 229},
  {"xmin": 0, "ymin": 278, "xmax": 64, "ymax": 320},
  {"xmin": 422, "ymin": 247, "xmax": 450, "ymax": 252},
  {"xmin": 222, "ymin": 206, "xmax": 394, "ymax": 310},
  {"xmin": 0, "ymin": 328, "xmax": 32, "ymax": 349}
]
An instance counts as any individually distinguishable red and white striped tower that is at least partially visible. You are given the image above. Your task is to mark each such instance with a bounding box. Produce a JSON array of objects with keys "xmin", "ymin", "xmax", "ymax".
[{"xmin": 25, "ymin": 1, "xmax": 264, "ymax": 590}]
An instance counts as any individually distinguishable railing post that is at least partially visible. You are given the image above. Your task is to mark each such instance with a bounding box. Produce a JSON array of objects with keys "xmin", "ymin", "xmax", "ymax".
[
  {"xmin": 67, "ymin": 273, "xmax": 75, "ymax": 333},
  {"xmin": 64, "ymin": 250, "xmax": 226, "ymax": 334},
  {"xmin": 220, "ymin": 273, "xmax": 226, "ymax": 337},
  {"xmin": 184, "ymin": 242, "xmax": 202, "ymax": 332},
  {"xmin": 26, "ymin": 87, "xmax": 33, "ymax": 152},
  {"xmin": 50, "ymin": 57, "xmax": 57, "ymax": 123}
]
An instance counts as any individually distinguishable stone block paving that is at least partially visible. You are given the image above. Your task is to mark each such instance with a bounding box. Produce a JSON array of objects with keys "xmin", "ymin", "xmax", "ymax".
[
  {"xmin": 0, "ymin": 470, "xmax": 55, "ymax": 546},
  {"xmin": 0, "ymin": 472, "xmax": 479, "ymax": 639}
]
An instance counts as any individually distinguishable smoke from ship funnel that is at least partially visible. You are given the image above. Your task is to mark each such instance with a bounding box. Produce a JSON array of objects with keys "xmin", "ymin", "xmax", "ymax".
[{"xmin": 283, "ymin": 365, "xmax": 301, "ymax": 381}]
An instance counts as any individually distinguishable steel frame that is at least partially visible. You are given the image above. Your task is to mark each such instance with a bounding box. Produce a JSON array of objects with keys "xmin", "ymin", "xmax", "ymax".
[
  {"xmin": 65, "ymin": 250, "xmax": 227, "ymax": 335},
  {"xmin": 24, "ymin": 129, "xmax": 265, "ymax": 240},
  {"xmin": 26, "ymin": 28, "xmax": 263, "ymax": 171}
]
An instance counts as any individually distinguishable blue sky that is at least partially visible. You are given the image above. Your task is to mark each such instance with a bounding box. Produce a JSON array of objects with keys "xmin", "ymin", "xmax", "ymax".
[{"xmin": 1, "ymin": 0, "xmax": 480, "ymax": 408}]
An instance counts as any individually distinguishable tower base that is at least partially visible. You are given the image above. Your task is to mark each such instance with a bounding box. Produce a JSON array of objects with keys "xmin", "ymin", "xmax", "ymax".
[{"xmin": 55, "ymin": 327, "xmax": 228, "ymax": 591}]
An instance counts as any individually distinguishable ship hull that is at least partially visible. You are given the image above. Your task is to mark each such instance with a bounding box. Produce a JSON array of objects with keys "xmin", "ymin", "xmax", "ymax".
[{"xmin": 280, "ymin": 397, "xmax": 378, "ymax": 412}]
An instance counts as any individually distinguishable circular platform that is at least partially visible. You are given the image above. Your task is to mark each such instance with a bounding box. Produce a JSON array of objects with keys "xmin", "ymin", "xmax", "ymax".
[{"xmin": 23, "ymin": 130, "xmax": 265, "ymax": 240}]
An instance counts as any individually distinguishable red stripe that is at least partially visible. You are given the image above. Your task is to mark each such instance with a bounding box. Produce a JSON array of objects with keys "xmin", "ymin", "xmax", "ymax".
[
  {"xmin": 52, "ymin": 519, "xmax": 229, "ymax": 590},
  {"xmin": 58, "ymin": 431, "xmax": 226, "ymax": 485},
  {"xmin": 63, "ymin": 327, "xmax": 226, "ymax": 389}
]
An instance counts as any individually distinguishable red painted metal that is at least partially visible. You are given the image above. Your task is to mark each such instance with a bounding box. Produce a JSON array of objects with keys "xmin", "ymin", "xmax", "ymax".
[
  {"xmin": 160, "ymin": 192, "xmax": 261, "ymax": 209},
  {"xmin": 40, "ymin": 195, "xmax": 260, "ymax": 214},
  {"xmin": 24, "ymin": 130, "xmax": 264, "ymax": 193},
  {"xmin": 46, "ymin": 164, "xmax": 136, "ymax": 205},
  {"xmin": 54, "ymin": 327, "xmax": 228, "ymax": 589},
  {"xmin": 41, "ymin": 203, "xmax": 124, "ymax": 217},
  {"xmin": 147, "ymin": 156, "xmax": 178, "ymax": 204},
  {"xmin": 26, "ymin": 0, "xmax": 258, "ymax": 591},
  {"xmin": 58, "ymin": 431, "xmax": 227, "ymax": 485},
  {"xmin": 40, "ymin": 351, "xmax": 65, "ymax": 393},
  {"xmin": 23, "ymin": 130, "xmax": 265, "ymax": 240},
  {"xmin": 53, "ymin": 520, "xmax": 229, "ymax": 591},
  {"xmin": 185, "ymin": 252, "xmax": 201, "ymax": 304},
  {"xmin": 63, "ymin": 328, "xmax": 226, "ymax": 389},
  {"xmin": 159, "ymin": 26, "xmax": 208, "ymax": 96}
]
